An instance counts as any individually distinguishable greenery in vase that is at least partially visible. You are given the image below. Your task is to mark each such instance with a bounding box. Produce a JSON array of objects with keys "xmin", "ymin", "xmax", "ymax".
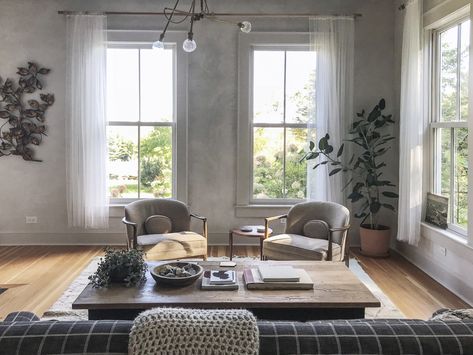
[
  {"xmin": 302, "ymin": 98, "xmax": 399, "ymax": 230},
  {"xmin": 89, "ymin": 248, "xmax": 147, "ymax": 288}
]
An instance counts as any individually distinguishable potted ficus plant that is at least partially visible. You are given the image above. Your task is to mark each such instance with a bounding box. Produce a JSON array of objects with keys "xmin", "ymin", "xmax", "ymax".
[{"xmin": 303, "ymin": 98, "xmax": 398, "ymax": 257}]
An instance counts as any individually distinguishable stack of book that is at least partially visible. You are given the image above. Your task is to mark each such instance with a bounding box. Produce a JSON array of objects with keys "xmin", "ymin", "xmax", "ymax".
[
  {"xmin": 243, "ymin": 265, "xmax": 314, "ymax": 290},
  {"xmin": 201, "ymin": 270, "xmax": 238, "ymax": 290}
]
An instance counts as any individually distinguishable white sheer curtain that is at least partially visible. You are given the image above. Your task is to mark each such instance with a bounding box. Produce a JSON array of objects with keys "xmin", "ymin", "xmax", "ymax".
[
  {"xmin": 307, "ymin": 17, "xmax": 354, "ymax": 204},
  {"xmin": 397, "ymin": 0, "xmax": 423, "ymax": 245},
  {"xmin": 66, "ymin": 15, "xmax": 109, "ymax": 229}
]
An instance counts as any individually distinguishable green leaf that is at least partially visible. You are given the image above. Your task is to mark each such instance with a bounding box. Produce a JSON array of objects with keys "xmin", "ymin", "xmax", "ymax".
[
  {"xmin": 378, "ymin": 98, "xmax": 386, "ymax": 110},
  {"xmin": 309, "ymin": 141, "xmax": 315, "ymax": 151},
  {"xmin": 374, "ymin": 119, "xmax": 385, "ymax": 128},
  {"xmin": 325, "ymin": 145, "xmax": 333, "ymax": 154},
  {"xmin": 329, "ymin": 168, "xmax": 342, "ymax": 176},
  {"xmin": 304, "ymin": 151, "xmax": 319, "ymax": 161},
  {"xmin": 382, "ymin": 191, "xmax": 399, "ymax": 198},
  {"xmin": 353, "ymin": 182, "xmax": 364, "ymax": 192},
  {"xmin": 367, "ymin": 107, "xmax": 381, "ymax": 122},
  {"xmin": 337, "ymin": 143, "xmax": 344, "ymax": 158},
  {"xmin": 382, "ymin": 203, "xmax": 396, "ymax": 211},
  {"xmin": 352, "ymin": 121, "xmax": 363, "ymax": 129},
  {"xmin": 348, "ymin": 191, "xmax": 363, "ymax": 202},
  {"xmin": 318, "ymin": 137, "xmax": 328, "ymax": 150},
  {"xmin": 313, "ymin": 161, "xmax": 328, "ymax": 169}
]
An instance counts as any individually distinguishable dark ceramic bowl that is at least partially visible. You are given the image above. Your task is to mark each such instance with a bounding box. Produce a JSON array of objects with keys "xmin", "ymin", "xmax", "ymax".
[{"xmin": 150, "ymin": 262, "xmax": 203, "ymax": 286}]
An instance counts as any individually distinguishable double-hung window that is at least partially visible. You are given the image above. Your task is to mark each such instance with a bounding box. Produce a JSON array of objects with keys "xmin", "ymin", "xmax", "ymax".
[
  {"xmin": 237, "ymin": 33, "xmax": 316, "ymax": 209},
  {"xmin": 252, "ymin": 49, "xmax": 316, "ymax": 200},
  {"xmin": 106, "ymin": 45, "xmax": 176, "ymax": 202},
  {"xmin": 431, "ymin": 17, "xmax": 470, "ymax": 233}
]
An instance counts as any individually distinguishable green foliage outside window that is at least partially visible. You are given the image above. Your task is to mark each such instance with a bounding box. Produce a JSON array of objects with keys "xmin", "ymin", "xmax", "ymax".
[
  {"xmin": 438, "ymin": 22, "xmax": 469, "ymax": 228},
  {"xmin": 107, "ymin": 126, "xmax": 172, "ymax": 198}
]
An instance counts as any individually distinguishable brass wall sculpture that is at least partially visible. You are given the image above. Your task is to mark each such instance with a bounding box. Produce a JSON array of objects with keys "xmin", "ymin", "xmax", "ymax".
[{"xmin": 0, "ymin": 62, "xmax": 54, "ymax": 162}]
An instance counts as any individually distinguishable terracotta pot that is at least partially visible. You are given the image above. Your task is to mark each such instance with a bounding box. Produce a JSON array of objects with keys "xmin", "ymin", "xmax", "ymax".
[{"xmin": 359, "ymin": 224, "xmax": 391, "ymax": 257}]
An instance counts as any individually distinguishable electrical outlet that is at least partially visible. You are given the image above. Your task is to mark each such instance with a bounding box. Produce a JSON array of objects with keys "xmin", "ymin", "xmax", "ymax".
[
  {"xmin": 26, "ymin": 216, "xmax": 38, "ymax": 224},
  {"xmin": 435, "ymin": 245, "xmax": 447, "ymax": 257}
]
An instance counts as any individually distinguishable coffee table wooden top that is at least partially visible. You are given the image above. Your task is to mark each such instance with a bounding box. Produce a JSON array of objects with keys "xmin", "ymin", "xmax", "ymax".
[{"xmin": 73, "ymin": 261, "xmax": 380, "ymax": 310}]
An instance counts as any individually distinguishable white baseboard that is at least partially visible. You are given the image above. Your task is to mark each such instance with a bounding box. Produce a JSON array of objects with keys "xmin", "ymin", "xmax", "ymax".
[
  {"xmin": 0, "ymin": 232, "xmax": 258, "ymax": 247},
  {"xmin": 0, "ymin": 233, "xmax": 126, "ymax": 246}
]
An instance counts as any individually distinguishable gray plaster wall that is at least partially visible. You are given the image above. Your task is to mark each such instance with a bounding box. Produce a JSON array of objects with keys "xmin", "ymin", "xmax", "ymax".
[{"xmin": 0, "ymin": 0, "xmax": 396, "ymax": 245}]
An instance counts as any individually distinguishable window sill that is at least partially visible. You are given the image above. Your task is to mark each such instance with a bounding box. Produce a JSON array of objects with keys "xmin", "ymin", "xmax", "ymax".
[
  {"xmin": 235, "ymin": 204, "xmax": 292, "ymax": 218},
  {"xmin": 109, "ymin": 204, "xmax": 125, "ymax": 218},
  {"xmin": 421, "ymin": 222, "xmax": 473, "ymax": 252}
]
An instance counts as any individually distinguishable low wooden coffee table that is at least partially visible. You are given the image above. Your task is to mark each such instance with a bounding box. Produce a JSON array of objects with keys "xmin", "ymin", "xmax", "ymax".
[{"xmin": 73, "ymin": 260, "xmax": 380, "ymax": 321}]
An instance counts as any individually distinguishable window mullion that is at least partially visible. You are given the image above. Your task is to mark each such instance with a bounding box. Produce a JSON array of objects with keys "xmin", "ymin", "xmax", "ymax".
[
  {"xmin": 137, "ymin": 49, "xmax": 142, "ymax": 199},
  {"xmin": 456, "ymin": 24, "xmax": 462, "ymax": 122},
  {"xmin": 283, "ymin": 51, "xmax": 287, "ymax": 199},
  {"xmin": 450, "ymin": 127, "xmax": 455, "ymax": 224}
]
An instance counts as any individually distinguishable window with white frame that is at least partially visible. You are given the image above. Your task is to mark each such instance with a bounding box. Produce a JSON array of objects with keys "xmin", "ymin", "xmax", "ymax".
[
  {"xmin": 106, "ymin": 46, "xmax": 176, "ymax": 201},
  {"xmin": 431, "ymin": 17, "xmax": 470, "ymax": 232},
  {"xmin": 250, "ymin": 47, "xmax": 316, "ymax": 201}
]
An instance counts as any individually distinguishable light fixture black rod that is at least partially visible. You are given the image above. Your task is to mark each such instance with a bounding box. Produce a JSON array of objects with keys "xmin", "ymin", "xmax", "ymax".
[
  {"xmin": 57, "ymin": 11, "xmax": 362, "ymax": 18},
  {"xmin": 161, "ymin": 0, "xmax": 181, "ymax": 39},
  {"xmin": 188, "ymin": 0, "xmax": 196, "ymax": 38}
]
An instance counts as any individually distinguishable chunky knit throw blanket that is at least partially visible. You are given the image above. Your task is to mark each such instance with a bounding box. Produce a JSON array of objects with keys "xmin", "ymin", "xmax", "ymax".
[{"xmin": 128, "ymin": 308, "xmax": 259, "ymax": 355}]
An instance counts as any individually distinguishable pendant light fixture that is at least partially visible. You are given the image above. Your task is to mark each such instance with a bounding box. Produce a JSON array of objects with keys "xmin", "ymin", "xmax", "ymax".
[{"xmin": 153, "ymin": 0, "xmax": 252, "ymax": 53}]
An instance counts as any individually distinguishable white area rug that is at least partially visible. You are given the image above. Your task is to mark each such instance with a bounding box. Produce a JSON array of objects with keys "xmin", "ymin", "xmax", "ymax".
[{"xmin": 42, "ymin": 257, "xmax": 404, "ymax": 321}]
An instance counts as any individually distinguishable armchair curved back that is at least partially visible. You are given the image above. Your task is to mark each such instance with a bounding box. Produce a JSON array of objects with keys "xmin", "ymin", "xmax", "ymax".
[
  {"xmin": 124, "ymin": 199, "xmax": 191, "ymax": 236},
  {"xmin": 286, "ymin": 201, "xmax": 350, "ymax": 245}
]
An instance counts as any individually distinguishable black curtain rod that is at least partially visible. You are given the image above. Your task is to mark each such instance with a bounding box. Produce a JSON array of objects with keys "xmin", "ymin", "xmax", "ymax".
[{"xmin": 57, "ymin": 10, "xmax": 362, "ymax": 18}]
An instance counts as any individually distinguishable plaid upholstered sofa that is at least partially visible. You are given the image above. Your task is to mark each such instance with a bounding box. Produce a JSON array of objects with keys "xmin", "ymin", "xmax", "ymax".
[{"xmin": 1, "ymin": 311, "xmax": 473, "ymax": 354}]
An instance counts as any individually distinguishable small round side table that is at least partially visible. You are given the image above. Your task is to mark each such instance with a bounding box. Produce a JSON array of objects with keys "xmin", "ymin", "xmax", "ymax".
[{"xmin": 229, "ymin": 226, "xmax": 273, "ymax": 261}]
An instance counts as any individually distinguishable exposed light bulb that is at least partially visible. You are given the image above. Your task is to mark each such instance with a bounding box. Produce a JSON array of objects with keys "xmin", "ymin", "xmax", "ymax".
[
  {"xmin": 239, "ymin": 21, "xmax": 252, "ymax": 33},
  {"xmin": 183, "ymin": 38, "xmax": 197, "ymax": 52},
  {"xmin": 152, "ymin": 40, "xmax": 165, "ymax": 50}
]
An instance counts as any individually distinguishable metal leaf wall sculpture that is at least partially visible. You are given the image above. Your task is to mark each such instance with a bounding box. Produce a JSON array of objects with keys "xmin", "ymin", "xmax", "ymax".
[{"xmin": 0, "ymin": 62, "xmax": 54, "ymax": 162}]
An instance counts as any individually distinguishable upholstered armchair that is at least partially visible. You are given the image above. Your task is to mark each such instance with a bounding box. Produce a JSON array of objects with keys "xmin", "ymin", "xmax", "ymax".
[
  {"xmin": 263, "ymin": 201, "xmax": 350, "ymax": 266},
  {"xmin": 122, "ymin": 199, "xmax": 208, "ymax": 260}
]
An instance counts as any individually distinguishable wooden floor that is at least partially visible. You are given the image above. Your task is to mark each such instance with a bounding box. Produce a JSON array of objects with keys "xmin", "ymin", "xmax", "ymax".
[
  {"xmin": 0, "ymin": 245, "xmax": 469, "ymax": 320},
  {"xmin": 353, "ymin": 249, "xmax": 470, "ymax": 319}
]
